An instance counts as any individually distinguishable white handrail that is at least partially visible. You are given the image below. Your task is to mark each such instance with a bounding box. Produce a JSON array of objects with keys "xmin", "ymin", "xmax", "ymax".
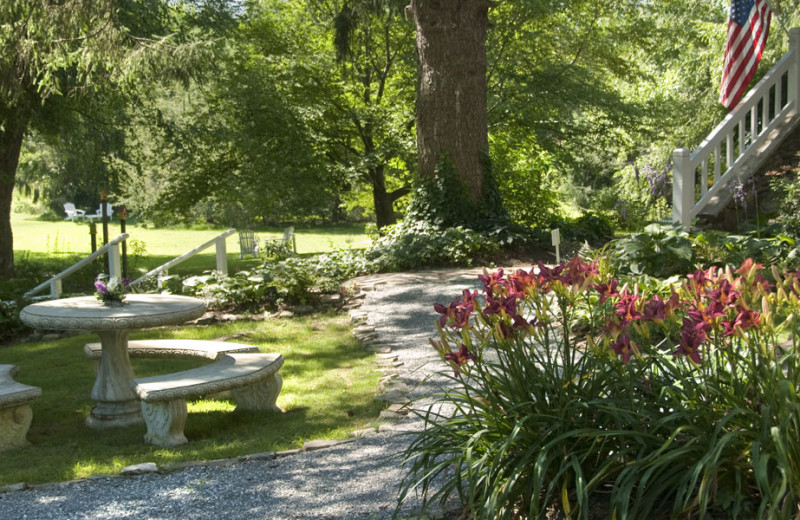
[
  {"xmin": 673, "ymin": 27, "xmax": 800, "ymax": 229},
  {"xmin": 130, "ymin": 228, "xmax": 236, "ymax": 289},
  {"xmin": 24, "ymin": 234, "xmax": 129, "ymax": 300}
]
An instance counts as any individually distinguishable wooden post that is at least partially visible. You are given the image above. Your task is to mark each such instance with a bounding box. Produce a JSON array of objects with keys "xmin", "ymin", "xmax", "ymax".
[
  {"xmin": 120, "ymin": 206, "xmax": 128, "ymax": 279},
  {"xmin": 672, "ymin": 148, "xmax": 694, "ymax": 231},
  {"xmin": 89, "ymin": 222, "xmax": 97, "ymax": 254},
  {"xmin": 101, "ymin": 191, "xmax": 109, "ymax": 273}
]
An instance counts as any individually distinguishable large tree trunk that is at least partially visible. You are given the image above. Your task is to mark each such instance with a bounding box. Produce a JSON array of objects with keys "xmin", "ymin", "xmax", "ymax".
[
  {"xmin": 0, "ymin": 118, "xmax": 25, "ymax": 278},
  {"xmin": 410, "ymin": 0, "xmax": 490, "ymax": 204},
  {"xmin": 370, "ymin": 165, "xmax": 395, "ymax": 229}
]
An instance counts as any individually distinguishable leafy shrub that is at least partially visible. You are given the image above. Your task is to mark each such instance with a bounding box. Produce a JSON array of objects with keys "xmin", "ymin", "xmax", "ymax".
[
  {"xmin": 365, "ymin": 220, "xmax": 502, "ymax": 272},
  {"xmin": 772, "ymin": 172, "xmax": 800, "ymax": 239},
  {"xmin": 0, "ymin": 300, "xmax": 26, "ymax": 345},
  {"xmin": 182, "ymin": 249, "xmax": 372, "ymax": 310},
  {"xmin": 400, "ymin": 258, "xmax": 800, "ymax": 519},
  {"xmin": 693, "ymin": 229, "xmax": 798, "ymax": 271},
  {"xmin": 603, "ymin": 222, "xmax": 693, "ymax": 277},
  {"xmin": 549, "ymin": 211, "xmax": 615, "ymax": 245},
  {"xmin": 603, "ymin": 225, "xmax": 800, "ymax": 279}
]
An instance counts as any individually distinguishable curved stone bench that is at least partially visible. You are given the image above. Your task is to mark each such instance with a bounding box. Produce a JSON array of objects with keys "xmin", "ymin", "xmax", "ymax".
[
  {"xmin": 0, "ymin": 365, "xmax": 42, "ymax": 452},
  {"xmin": 84, "ymin": 339, "xmax": 260, "ymax": 365},
  {"xmin": 132, "ymin": 353, "xmax": 283, "ymax": 448}
]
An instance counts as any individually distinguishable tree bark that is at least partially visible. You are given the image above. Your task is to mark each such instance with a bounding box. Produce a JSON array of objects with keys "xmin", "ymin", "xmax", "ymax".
[
  {"xmin": 0, "ymin": 118, "xmax": 25, "ymax": 278},
  {"xmin": 371, "ymin": 165, "xmax": 406, "ymax": 229},
  {"xmin": 410, "ymin": 0, "xmax": 490, "ymax": 204}
]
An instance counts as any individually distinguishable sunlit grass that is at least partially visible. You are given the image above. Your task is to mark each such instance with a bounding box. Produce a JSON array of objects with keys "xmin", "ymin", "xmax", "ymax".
[
  {"xmin": 4, "ymin": 207, "xmax": 370, "ymax": 300},
  {"xmin": 11, "ymin": 209, "xmax": 370, "ymax": 257},
  {"xmin": 0, "ymin": 312, "xmax": 382, "ymax": 485}
]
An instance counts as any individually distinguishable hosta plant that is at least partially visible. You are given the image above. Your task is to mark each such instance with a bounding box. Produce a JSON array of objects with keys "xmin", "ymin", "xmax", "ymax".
[{"xmin": 399, "ymin": 257, "xmax": 800, "ymax": 519}]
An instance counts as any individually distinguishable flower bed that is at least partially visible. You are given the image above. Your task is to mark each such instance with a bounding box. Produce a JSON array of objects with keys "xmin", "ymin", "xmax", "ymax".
[{"xmin": 401, "ymin": 257, "xmax": 800, "ymax": 519}]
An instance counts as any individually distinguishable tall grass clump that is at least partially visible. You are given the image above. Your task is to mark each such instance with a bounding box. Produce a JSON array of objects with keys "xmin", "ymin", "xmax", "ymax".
[{"xmin": 399, "ymin": 257, "xmax": 800, "ymax": 519}]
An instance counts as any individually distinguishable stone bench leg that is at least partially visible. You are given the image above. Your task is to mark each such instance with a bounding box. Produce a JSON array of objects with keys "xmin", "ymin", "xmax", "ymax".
[
  {"xmin": 0, "ymin": 404, "xmax": 33, "ymax": 452},
  {"xmin": 141, "ymin": 400, "xmax": 188, "ymax": 448},
  {"xmin": 231, "ymin": 373, "xmax": 283, "ymax": 412}
]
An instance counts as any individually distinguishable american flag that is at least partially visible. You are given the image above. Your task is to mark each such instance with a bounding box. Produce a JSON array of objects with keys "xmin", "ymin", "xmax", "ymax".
[{"xmin": 719, "ymin": 0, "xmax": 771, "ymax": 109}]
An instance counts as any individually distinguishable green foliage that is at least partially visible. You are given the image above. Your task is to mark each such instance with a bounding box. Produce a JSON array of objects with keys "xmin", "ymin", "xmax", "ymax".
[
  {"xmin": 604, "ymin": 222, "xmax": 694, "ymax": 277},
  {"xmin": 603, "ymin": 224, "xmax": 800, "ymax": 278},
  {"xmin": 693, "ymin": 230, "xmax": 799, "ymax": 271},
  {"xmin": 364, "ymin": 220, "xmax": 500, "ymax": 272},
  {"xmin": 492, "ymin": 137, "xmax": 564, "ymax": 228},
  {"xmin": 405, "ymin": 154, "xmax": 508, "ymax": 230},
  {"xmin": 549, "ymin": 212, "xmax": 616, "ymax": 246},
  {"xmin": 773, "ymin": 172, "xmax": 800, "ymax": 239},
  {"xmin": 183, "ymin": 249, "xmax": 371, "ymax": 309},
  {"xmin": 401, "ymin": 258, "xmax": 800, "ymax": 518}
]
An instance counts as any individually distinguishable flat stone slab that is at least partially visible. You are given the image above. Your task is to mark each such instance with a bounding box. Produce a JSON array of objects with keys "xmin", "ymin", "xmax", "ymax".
[
  {"xmin": 20, "ymin": 294, "xmax": 206, "ymax": 331},
  {"xmin": 85, "ymin": 339, "xmax": 260, "ymax": 361},
  {"xmin": 365, "ymin": 345, "xmax": 392, "ymax": 353},
  {"xmin": 303, "ymin": 439, "xmax": 341, "ymax": 451},
  {"xmin": 376, "ymin": 390, "xmax": 410, "ymax": 404},
  {"xmin": 120, "ymin": 463, "xmax": 158, "ymax": 475}
]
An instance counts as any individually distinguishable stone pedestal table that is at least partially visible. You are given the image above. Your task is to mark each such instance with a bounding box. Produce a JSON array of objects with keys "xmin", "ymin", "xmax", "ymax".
[{"xmin": 20, "ymin": 294, "xmax": 206, "ymax": 429}]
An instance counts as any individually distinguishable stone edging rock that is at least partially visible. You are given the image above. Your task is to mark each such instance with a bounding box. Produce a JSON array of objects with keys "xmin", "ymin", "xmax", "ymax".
[{"xmin": 342, "ymin": 280, "xmax": 417, "ymax": 438}]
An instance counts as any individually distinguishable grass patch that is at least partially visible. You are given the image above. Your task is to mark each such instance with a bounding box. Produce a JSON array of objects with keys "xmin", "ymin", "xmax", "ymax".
[
  {"xmin": 4, "ymin": 209, "xmax": 370, "ymax": 301},
  {"xmin": 0, "ymin": 312, "xmax": 382, "ymax": 486},
  {"xmin": 11, "ymin": 210, "xmax": 370, "ymax": 256}
]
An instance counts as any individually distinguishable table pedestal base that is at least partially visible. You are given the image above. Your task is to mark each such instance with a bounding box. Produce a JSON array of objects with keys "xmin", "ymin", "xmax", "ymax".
[
  {"xmin": 87, "ymin": 329, "xmax": 144, "ymax": 429},
  {"xmin": 86, "ymin": 400, "xmax": 143, "ymax": 429}
]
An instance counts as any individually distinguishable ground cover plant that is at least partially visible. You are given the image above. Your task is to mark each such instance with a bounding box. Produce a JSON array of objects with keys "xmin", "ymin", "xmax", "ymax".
[
  {"xmin": 0, "ymin": 313, "xmax": 382, "ymax": 486},
  {"xmin": 400, "ymin": 257, "xmax": 800, "ymax": 519}
]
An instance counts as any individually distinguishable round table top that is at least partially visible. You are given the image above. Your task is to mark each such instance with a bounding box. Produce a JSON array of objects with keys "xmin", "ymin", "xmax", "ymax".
[{"xmin": 19, "ymin": 294, "xmax": 207, "ymax": 331}]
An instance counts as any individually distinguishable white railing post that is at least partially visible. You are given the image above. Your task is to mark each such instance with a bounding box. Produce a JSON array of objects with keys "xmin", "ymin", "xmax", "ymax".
[
  {"xmin": 789, "ymin": 28, "xmax": 800, "ymax": 116},
  {"xmin": 108, "ymin": 243, "xmax": 122, "ymax": 279},
  {"xmin": 49, "ymin": 279, "xmax": 62, "ymax": 299},
  {"xmin": 215, "ymin": 236, "xmax": 228, "ymax": 275},
  {"xmin": 157, "ymin": 269, "xmax": 169, "ymax": 290},
  {"xmin": 672, "ymin": 148, "xmax": 693, "ymax": 230}
]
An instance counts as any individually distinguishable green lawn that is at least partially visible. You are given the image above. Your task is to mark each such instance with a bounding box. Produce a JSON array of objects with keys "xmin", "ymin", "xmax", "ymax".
[
  {"xmin": 5, "ymin": 208, "xmax": 371, "ymax": 301},
  {"xmin": 0, "ymin": 312, "xmax": 382, "ymax": 486},
  {"xmin": 12, "ymin": 210, "xmax": 371, "ymax": 256}
]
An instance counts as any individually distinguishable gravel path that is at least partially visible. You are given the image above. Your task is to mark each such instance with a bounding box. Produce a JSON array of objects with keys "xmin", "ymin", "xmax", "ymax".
[{"xmin": 0, "ymin": 269, "xmax": 486, "ymax": 520}]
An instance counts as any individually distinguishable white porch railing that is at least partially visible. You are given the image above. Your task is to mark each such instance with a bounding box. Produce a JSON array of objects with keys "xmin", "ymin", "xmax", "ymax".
[
  {"xmin": 130, "ymin": 228, "xmax": 236, "ymax": 289},
  {"xmin": 673, "ymin": 27, "xmax": 800, "ymax": 230},
  {"xmin": 24, "ymin": 234, "xmax": 128, "ymax": 300}
]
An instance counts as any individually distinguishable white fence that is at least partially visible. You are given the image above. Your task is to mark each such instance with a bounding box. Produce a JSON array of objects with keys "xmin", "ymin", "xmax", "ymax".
[
  {"xmin": 23, "ymin": 229, "xmax": 237, "ymax": 300},
  {"xmin": 673, "ymin": 27, "xmax": 800, "ymax": 229}
]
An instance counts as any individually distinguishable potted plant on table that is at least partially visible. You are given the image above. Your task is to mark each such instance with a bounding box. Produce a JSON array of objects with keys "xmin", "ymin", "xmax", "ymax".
[{"xmin": 94, "ymin": 275, "xmax": 130, "ymax": 306}]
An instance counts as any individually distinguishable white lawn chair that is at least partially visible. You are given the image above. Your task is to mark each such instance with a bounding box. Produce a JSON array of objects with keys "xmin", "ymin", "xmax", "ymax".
[
  {"xmin": 63, "ymin": 203, "xmax": 86, "ymax": 222},
  {"xmin": 238, "ymin": 230, "xmax": 258, "ymax": 259},
  {"xmin": 86, "ymin": 203, "xmax": 114, "ymax": 222},
  {"xmin": 264, "ymin": 226, "xmax": 296, "ymax": 253}
]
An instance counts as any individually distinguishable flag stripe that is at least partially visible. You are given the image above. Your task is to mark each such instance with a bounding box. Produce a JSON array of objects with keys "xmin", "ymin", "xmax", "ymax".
[{"xmin": 720, "ymin": 0, "xmax": 771, "ymax": 109}]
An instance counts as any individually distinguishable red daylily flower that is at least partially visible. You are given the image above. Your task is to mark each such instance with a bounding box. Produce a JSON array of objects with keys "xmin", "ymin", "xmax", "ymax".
[
  {"xmin": 444, "ymin": 344, "xmax": 477, "ymax": 375},
  {"xmin": 593, "ymin": 279, "xmax": 619, "ymax": 304},
  {"xmin": 433, "ymin": 290, "xmax": 477, "ymax": 330},
  {"xmin": 642, "ymin": 295, "xmax": 667, "ymax": 322},
  {"xmin": 723, "ymin": 308, "xmax": 761, "ymax": 336},
  {"xmin": 708, "ymin": 279, "xmax": 738, "ymax": 308},
  {"xmin": 479, "ymin": 269, "xmax": 506, "ymax": 296},
  {"xmin": 611, "ymin": 333, "xmax": 635, "ymax": 364},
  {"xmin": 614, "ymin": 293, "xmax": 642, "ymax": 324},
  {"xmin": 558, "ymin": 257, "xmax": 599, "ymax": 287},
  {"xmin": 676, "ymin": 317, "xmax": 707, "ymax": 364}
]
